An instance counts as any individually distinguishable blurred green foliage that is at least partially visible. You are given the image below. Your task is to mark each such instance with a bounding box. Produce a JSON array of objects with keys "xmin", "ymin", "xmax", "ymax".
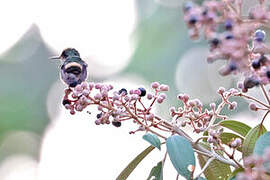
[{"xmin": 0, "ymin": 25, "xmax": 58, "ymax": 161}]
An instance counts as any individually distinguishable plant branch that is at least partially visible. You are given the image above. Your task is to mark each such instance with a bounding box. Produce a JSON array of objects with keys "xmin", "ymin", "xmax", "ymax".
[
  {"xmin": 194, "ymin": 157, "xmax": 215, "ymax": 179},
  {"xmin": 235, "ymin": 93, "xmax": 270, "ymax": 108},
  {"xmin": 260, "ymin": 84, "xmax": 270, "ymax": 105}
]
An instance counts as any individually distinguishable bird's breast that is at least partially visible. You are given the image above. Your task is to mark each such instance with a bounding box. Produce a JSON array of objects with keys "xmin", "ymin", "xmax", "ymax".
[{"xmin": 64, "ymin": 62, "xmax": 82, "ymax": 75}]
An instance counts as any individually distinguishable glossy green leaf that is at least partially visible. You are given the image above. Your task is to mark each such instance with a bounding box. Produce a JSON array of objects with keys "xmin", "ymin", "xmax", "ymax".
[
  {"xmin": 253, "ymin": 131, "xmax": 270, "ymax": 172},
  {"xmin": 220, "ymin": 132, "xmax": 243, "ymax": 152},
  {"xmin": 143, "ymin": 133, "xmax": 161, "ymax": 150},
  {"xmin": 242, "ymin": 124, "xmax": 267, "ymax": 158},
  {"xmin": 220, "ymin": 120, "xmax": 251, "ymax": 137},
  {"xmin": 227, "ymin": 168, "xmax": 244, "ymax": 180},
  {"xmin": 116, "ymin": 146, "xmax": 155, "ymax": 180},
  {"xmin": 166, "ymin": 135, "xmax": 195, "ymax": 179},
  {"xmin": 147, "ymin": 161, "xmax": 163, "ymax": 180},
  {"xmin": 254, "ymin": 131, "xmax": 270, "ymax": 155}
]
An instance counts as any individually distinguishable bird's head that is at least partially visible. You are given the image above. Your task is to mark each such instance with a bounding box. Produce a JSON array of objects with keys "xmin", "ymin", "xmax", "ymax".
[{"xmin": 49, "ymin": 48, "xmax": 80, "ymax": 60}]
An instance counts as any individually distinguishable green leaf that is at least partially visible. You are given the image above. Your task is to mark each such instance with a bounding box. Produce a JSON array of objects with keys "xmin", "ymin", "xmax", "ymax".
[
  {"xmin": 253, "ymin": 131, "xmax": 270, "ymax": 172},
  {"xmin": 220, "ymin": 120, "xmax": 251, "ymax": 137},
  {"xmin": 220, "ymin": 132, "xmax": 243, "ymax": 145},
  {"xmin": 242, "ymin": 124, "xmax": 267, "ymax": 158},
  {"xmin": 197, "ymin": 142, "xmax": 231, "ymax": 180},
  {"xmin": 227, "ymin": 168, "xmax": 244, "ymax": 180},
  {"xmin": 220, "ymin": 132, "xmax": 243, "ymax": 152},
  {"xmin": 116, "ymin": 146, "xmax": 155, "ymax": 180},
  {"xmin": 143, "ymin": 133, "xmax": 161, "ymax": 150},
  {"xmin": 147, "ymin": 161, "xmax": 163, "ymax": 180},
  {"xmin": 254, "ymin": 131, "xmax": 270, "ymax": 155},
  {"xmin": 196, "ymin": 177, "xmax": 206, "ymax": 180},
  {"xmin": 203, "ymin": 131, "xmax": 208, "ymax": 142},
  {"xmin": 166, "ymin": 135, "xmax": 195, "ymax": 179}
]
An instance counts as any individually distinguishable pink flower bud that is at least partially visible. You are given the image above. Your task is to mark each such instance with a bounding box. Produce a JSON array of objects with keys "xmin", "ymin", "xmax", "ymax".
[
  {"xmin": 183, "ymin": 94, "xmax": 189, "ymax": 102},
  {"xmin": 217, "ymin": 87, "xmax": 225, "ymax": 94},
  {"xmin": 180, "ymin": 121, "xmax": 186, "ymax": 127},
  {"xmin": 89, "ymin": 83, "xmax": 94, "ymax": 90},
  {"xmin": 159, "ymin": 84, "xmax": 169, "ymax": 91},
  {"xmin": 159, "ymin": 93, "xmax": 166, "ymax": 100},
  {"xmin": 65, "ymin": 104, "xmax": 71, "ymax": 109},
  {"xmin": 234, "ymin": 138, "xmax": 242, "ymax": 146},
  {"xmin": 112, "ymin": 94, "xmax": 120, "ymax": 101},
  {"xmin": 101, "ymin": 90, "xmax": 108, "ymax": 97},
  {"xmin": 230, "ymin": 141, "xmax": 238, "ymax": 148},
  {"xmin": 81, "ymin": 82, "xmax": 88, "ymax": 89},
  {"xmin": 146, "ymin": 114, "xmax": 154, "ymax": 121},
  {"xmin": 131, "ymin": 94, "xmax": 138, "ymax": 101},
  {"xmin": 82, "ymin": 89, "xmax": 90, "ymax": 96},
  {"xmin": 94, "ymin": 93, "xmax": 102, "ymax": 100},
  {"xmin": 95, "ymin": 119, "xmax": 101, "ymax": 125},
  {"xmin": 249, "ymin": 103, "xmax": 257, "ymax": 111},
  {"xmin": 70, "ymin": 109, "xmax": 75, "ymax": 115},
  {"xmin": 75, "ymin": 85, "xmax": 83, "ymax": 92},
  {"xmin": 229, "ymin": 88, "xmax": 238, "ymax": 94},
  {"xmin": 177, "ymin": 94, "xmax": 184, "ymax": 100},
  {"xmin": 108, "ymin": 84, "xmax": 113, "ymax": 90},
  {"xmin": 188, "ymin": 100, "xmax": 195, "ymax": 107},
  {"xmin": 151, "ymin": 82, "xmax": 160, "ymax": 89},
  {"xmin": 124, "ymin": 96, "xmax": 130, "ymax": 102},
  {"xmin": 147, "ymin": 93, "xmax": 153, "ymax": 100},
  {"xmin": 169, "ymin": 107, "xmax": 176, "ymax": 113},
  {"xmin": 193, "ymin": 99, "xmax": 201, "ymax": 107},
  {"xmin": 230, "ymin": 101, "xmax": 237, "ymax": 110},
  {"xmin": 157, "ymin": 97, "xmax": 164, "ymax": 104},
  {"xmin": 129, "ymin": 89, "xmax": 134, "ymax": 94},
  {"xmin": 134, "ymin": 89, "xmax": 141, "ymax": 95},
  {"xmin": 210, "ymin": 103, "xmax": 216, "ymax": 110},
  {"xmin": 95, "ymin": 83, "xmax": 102, "ymax": 89}
]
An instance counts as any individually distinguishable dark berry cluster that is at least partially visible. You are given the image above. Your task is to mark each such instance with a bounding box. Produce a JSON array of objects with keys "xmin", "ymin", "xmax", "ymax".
[{"xmin": 183, "ymin": 1, "xmax": 270, "ymax": 92}]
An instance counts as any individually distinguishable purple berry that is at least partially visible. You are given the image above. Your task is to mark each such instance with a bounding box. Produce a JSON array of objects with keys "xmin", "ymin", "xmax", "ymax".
[
  {"xmin": 210, "ymin": 38, "xmax": 220, "ymax": 47},
  {"xmin": 224, "ymin": 19, "xmax": 233, "ymax": 30},
  {"xmin": 62, "ymin": 99, "xmax": 71, "ymax": 106},
  {"xmin": 138, "ymin": 87, "xmax": 146, "ymax": 97},
  {"xmin": 255, "ymin": 29, "xmax": 266, "ymax": 42},
  {"xmin": 225, "ymin": 33, "xmax": 234, "ymax": 40},
  {"xmin": 266, "ymin": 71, "xmax": 270, "ymax": 78},
  {"xmin": 189, "ymin": 15, "xmax": 198, "ymax": 25},
  {"xmin": 244, "ymin": 78, "xmax": 260, "ymax": 89},
  {"xmin": 252, "ymin": 60, "xmax": 260, "ymax": 69},
  {"xmin": 118, "ymin": 88, "xmax": 128, "ymax": 95},
  {"xmin": 229, "ymin": 62, "xmax": 237, "ymax": 71},
  {"xmin": 112, "ymin": 121, "xmax": 121, "ymax": 127},
  {"xmin": 96, "ymin": 113, "xmax": 102, "ymax": 119}
]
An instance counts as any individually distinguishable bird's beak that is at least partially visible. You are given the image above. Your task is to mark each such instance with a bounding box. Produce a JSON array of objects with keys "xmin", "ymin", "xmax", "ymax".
[{"xmin": 49, "ymin": 56, "xmax": 60, "ymax": 60}]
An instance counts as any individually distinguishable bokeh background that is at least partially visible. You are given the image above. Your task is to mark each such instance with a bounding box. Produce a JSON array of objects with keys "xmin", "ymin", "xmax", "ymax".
[{"xmin": 0, "ymin": 0, "xmax": 269, "ymax": 179}]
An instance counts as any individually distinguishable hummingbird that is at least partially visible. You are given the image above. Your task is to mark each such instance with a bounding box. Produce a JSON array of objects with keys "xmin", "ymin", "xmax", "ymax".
[{"xmin": 50, "ymin": 48, "xmax": 88, "ymax": 88}]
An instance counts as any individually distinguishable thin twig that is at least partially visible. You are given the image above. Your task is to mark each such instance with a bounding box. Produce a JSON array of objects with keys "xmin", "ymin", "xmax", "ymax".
[
  {"xmin": 260, "ymin": 84, "xmax": 270, "ymax": 105},
  {"xmin": 235, "ymin": 93, "xmax": 270, "ymax": 108},
  {"xmin": 194, "ymin": 157, "xmax": 215, "ymax": 179},
  {"xmin": 162, "ymin": 151, "xmax": 168, "ymax": 168},
  {"xmin": 195, "ymin": 136, "xmax": 209, "ymax": 144}
]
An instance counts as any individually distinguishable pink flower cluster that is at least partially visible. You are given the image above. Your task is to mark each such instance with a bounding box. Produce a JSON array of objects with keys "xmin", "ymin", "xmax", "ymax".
[
  {"xmin": 169, "ymin": 87, "xmax": 238, "ymax": 133},
  {"xmin": 237, "ymin": 147, "xmax": 270, "ymax": 180},
  {"xmin": 183, "ymin": 0, "xmax": 270, "ymax": 92},
  {"xmin": 62, "ymin": 81, "xmax": 169, "ymax": 130}
]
